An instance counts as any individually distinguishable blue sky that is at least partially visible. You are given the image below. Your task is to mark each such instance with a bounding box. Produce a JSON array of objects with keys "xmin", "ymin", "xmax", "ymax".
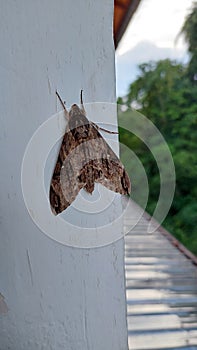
[{"xmin": 115, "ymin": 0, "xmax": 194, "ymax": 96}]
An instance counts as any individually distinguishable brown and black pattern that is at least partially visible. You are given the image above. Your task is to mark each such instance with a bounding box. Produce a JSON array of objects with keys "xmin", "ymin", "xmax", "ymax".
[{"xmin": 49, "ymin": 93, "xmax": 131, "ymax": 215}]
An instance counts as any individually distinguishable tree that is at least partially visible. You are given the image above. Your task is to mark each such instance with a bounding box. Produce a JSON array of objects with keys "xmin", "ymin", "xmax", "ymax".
[{"xmin": 181, "ymin": 2, "xmax": 197, "ymax": 80}]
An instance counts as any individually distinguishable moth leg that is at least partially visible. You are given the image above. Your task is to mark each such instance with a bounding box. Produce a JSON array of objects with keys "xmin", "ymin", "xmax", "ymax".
[
  {"xmin": 56, "ymin": 90, "xmax": 69, "ymax": 120},
  {"xmin": 80, "ymin": 89, "xmax": 86, "ymax": 116},
  {"xmin": 91, "ymin": 121, "xmax": 118, "ymax": 135}
]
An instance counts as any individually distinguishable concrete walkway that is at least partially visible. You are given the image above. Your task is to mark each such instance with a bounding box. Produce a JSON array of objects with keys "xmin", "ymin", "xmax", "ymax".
[{"xmin": 124, "ymin": 201, "xmax": 197, "ymax": 350}]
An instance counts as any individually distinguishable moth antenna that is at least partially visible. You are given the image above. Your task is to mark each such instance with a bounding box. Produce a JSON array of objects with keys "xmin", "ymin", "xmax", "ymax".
[
  {"xmin": 56, "ymin": 90, "xmax": 69, "ymax": 120},
  {"xmin": 80, "ymin": 89, "xmax": 86, "ymax": 116},
  {"xmin": 92, "ymin": 122, "xmax": 118, "ymax": 135},
  {"xmin": 80, "ymin": 89, "xmax": 83, "ymax": 105}
]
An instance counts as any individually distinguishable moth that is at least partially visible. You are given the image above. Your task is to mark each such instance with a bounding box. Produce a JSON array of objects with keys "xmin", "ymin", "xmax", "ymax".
[{"xmin": 49, "ymin": 91, "xmax": 131, "ymax": 215}]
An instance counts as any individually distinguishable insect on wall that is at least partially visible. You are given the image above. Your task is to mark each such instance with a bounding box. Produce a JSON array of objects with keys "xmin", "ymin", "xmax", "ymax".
[{"xmin": 49, "ymin": 91, "xmax": 131, "ymax": 215}]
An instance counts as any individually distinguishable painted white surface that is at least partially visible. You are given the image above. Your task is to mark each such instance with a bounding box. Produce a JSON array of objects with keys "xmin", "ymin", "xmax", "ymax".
[{"xmin": 0, "ymin": 1, "xmax": 128, "ymax": 350}]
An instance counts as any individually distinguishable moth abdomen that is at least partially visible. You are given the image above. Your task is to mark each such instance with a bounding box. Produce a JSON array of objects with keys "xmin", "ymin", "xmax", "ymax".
[
  {"xmin": 94, "ymin": 168, "xmax": 103, "ymax": 180},
  {"xmin": 84, "ymin": 181, "xmax": 95, "ymax": 194},
  {"xmin": 78, "ymin": 170, "xmax": 86, "ymax": 184}
]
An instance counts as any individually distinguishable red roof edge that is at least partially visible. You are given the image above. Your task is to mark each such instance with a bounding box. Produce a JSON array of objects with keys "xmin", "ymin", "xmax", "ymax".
[{"xmin": 115, "ymin": 0, "xmax": 141, "ymax": 48}]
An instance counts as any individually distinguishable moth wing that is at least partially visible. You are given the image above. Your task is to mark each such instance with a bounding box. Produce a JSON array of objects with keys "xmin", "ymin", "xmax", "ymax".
[
  {"xmin": 49, "ymin": 127, "xmax": 84, "ymax": 215},
  {"xmin": 50, "ymin": 118, "xmax": 101, "ymax": 215},
  {"xmin": 88, "ymin": 133, "xmax": 131, "ymax": 195}
]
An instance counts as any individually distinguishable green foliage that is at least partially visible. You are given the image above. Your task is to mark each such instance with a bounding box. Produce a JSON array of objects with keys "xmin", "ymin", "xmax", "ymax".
[
  {"xmin": 181, "ymin": 2, "xmax": 197, "ymax": 80},
  {"xmin": 181, "ymin": 2, "xmax": 197, "ymax": 51},
  {"xmin": 118, "ymin": 56, "xmax": 197, "ymax": 254}
]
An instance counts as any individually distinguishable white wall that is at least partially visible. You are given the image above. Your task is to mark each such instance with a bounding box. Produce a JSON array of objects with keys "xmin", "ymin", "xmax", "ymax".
[{"xmin": 0, "ymin": 1, "xmax": 128, "ymax": 349}]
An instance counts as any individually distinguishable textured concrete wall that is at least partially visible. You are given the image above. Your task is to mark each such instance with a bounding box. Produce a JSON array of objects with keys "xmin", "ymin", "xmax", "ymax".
[{"xmin": 0, "ymin": 1, "xmax": 128, "ymax": 349}]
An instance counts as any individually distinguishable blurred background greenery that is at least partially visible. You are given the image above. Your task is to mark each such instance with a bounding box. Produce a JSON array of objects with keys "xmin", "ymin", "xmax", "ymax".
[{"xmin": 118, "ymin": 3, "xmax": 197, "ymax": 254}]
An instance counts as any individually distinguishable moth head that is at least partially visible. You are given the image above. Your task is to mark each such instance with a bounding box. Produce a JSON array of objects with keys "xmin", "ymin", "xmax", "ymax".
[
  {"xmin": 68, "ymin": 104, "xmax": 89, "ymax": 139},
  {"xmin": 69, "ymin": 104, "xmax": 84, "ymax": 118}
]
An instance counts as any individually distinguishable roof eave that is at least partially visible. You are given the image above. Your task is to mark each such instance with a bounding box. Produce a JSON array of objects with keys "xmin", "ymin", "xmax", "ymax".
[{"xmin": 114, "ymin": 0, "xmax": 141, "ymax": 49}]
